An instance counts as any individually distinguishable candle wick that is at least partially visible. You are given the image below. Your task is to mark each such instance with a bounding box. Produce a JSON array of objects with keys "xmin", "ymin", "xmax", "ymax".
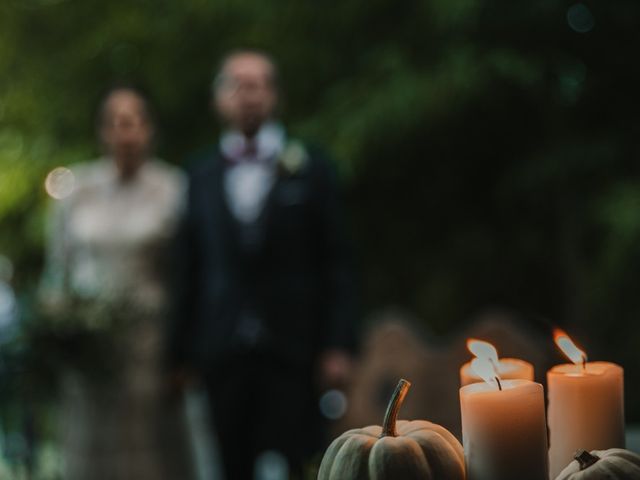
[
  {"xmin": 495, "ymin": 376, "xmax": 502, "ymax": 391},
  {"xmin": 582, "ymin": 355, "xmax": 587, "ymax": 371}
]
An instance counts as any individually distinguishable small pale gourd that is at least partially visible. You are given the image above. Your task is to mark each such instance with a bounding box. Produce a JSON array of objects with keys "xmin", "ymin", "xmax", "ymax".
[
  {"xmin": 318, "ymin": 379, "xmax": 465, "ymax": 480},
  {"xmin": 555, "ymin": 448, "xmax": 640, "ymax": 480}
]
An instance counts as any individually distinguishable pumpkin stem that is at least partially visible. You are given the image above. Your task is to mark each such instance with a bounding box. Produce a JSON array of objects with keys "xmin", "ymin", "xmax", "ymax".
[
  {"xmin": 574, "ymin": 449, "xmax": 599, "ymax": 470},
  {"xmin": 380, "ymin": 379, "xmax": 411, "ymax": 438}
]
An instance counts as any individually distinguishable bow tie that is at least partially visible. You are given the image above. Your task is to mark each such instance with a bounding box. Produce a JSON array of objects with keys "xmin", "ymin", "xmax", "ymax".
[
  {"xmin": 224, "ymin": 139, "xmax": 260, "ymax": 164},
  {"xmin": 243, "ymin": 139, "xmax": 258, "ymax": 158}
]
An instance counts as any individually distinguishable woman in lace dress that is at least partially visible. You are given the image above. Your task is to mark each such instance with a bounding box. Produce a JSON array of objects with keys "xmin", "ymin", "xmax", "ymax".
[{"xmin": 40, "ymin": 86, "xmax": 193, "ymax": 480}]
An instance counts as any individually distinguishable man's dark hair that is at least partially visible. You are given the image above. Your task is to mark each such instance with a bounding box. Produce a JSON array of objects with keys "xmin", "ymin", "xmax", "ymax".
[{"xmin": 212, "ymin": 49, "xmax": 280, "ymax": 94}]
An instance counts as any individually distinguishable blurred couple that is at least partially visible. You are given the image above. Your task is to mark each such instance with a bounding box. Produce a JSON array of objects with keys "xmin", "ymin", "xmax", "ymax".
[{"xmin": 41, "ymin": 49, "xmax": 357, "ymax": 479}]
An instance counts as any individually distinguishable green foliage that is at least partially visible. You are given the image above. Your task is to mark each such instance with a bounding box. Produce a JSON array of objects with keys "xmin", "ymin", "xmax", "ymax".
[{"xmin": 2, "ymin": 0, "xmax": 640, "ymax": 418}]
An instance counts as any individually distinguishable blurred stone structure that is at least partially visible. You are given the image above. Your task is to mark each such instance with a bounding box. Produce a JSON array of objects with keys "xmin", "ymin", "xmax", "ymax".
[{"xmin": 338, "ymin": 309, "xmax": 554, "ymax": 439}]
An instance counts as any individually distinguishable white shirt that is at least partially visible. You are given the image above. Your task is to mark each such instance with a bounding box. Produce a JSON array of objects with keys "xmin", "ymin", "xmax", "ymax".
[{"xmin": 220, "ymin": 122, "xmax": 285, "ymax": 224}]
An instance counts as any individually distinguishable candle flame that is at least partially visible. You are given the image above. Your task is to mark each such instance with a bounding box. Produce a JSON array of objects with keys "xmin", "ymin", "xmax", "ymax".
[
  {"xmin": 467, "ymin": 338, "xmax": 499, "ymax": 366},
  {"xmin": 554, "ymin": 328, "xmax": 587, "ymax": 366},
  {"xmin": 470, "ymin": 357, "xmax": 501, "ymax": 389}
]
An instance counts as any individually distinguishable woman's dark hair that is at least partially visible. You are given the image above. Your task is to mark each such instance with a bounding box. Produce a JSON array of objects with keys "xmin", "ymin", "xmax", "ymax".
[
  {"xmin": 95, "ymin": 82, "xmax": 156, "ymax": 129},
  {"xmin": 94, "ymin": 82, "xmax": 159, "ymax": 153}
]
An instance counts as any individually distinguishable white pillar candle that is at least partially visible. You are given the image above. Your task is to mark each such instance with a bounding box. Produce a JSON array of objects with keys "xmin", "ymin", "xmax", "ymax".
[
  {"xmin": 547, "ymin": 330, "xmax": 625, "ymax": 479},
  {"xmin": 460, "ymin": 358, "xmax": 549, "ymax": 480}
]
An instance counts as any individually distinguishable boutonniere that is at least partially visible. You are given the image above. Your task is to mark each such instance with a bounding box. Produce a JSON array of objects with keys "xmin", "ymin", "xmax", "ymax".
[{"xmin": 278, "ymin": 140, "xmax": 308, "ymax": 176}]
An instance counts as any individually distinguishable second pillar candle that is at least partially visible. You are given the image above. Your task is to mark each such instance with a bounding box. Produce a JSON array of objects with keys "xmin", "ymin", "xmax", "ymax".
[{"xmin": 460, "ymin": 379, "xmax": 549, "ymax": 480}]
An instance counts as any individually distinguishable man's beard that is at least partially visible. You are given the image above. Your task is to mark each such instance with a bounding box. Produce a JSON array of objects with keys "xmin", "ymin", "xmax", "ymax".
[{"xmin": 238, "ymin": 112, "xmax": 267, "ymax": 137}]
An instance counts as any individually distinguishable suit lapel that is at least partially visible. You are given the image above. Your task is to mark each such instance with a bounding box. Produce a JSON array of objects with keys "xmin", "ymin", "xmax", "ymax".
[
  {"xmin": 259, "ymin": 163, "xmax": 283, "ymax": 234},
  {"xmin": 206, "ymin": 150, "xmax": 239, "ymax": 258}
]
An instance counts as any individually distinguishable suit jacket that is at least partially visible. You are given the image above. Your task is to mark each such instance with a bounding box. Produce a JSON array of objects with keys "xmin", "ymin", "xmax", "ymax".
[{"xmin": 168, "ymin": 141, "xmax": 356, "ymax": 373}]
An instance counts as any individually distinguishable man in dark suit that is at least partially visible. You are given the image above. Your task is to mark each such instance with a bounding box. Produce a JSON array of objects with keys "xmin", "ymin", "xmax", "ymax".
[{"xmin": 169, "ymin": 50, "xmax": 357, "ymax": 479}]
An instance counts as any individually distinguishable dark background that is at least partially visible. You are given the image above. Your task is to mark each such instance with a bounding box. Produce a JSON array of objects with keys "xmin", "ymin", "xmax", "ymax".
[{"xmin": 1, "ymin": 0, "xmax": 639, "ymax": 433}]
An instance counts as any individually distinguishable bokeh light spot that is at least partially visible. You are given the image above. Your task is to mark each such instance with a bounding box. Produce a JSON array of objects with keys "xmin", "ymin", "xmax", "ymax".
[
  {"xmin": 255, "ymin": 450, "xmax": 289, "ymax": 480},
  {"xmin": 45, "ymin": 167, "xmax": 75, "ymax": 199},
  {"xmin": 319, "ymin": 389, "xmax": 348, "ymax": 420},
  {"xmin": 567, "ymin": 4, "xmax": 595, "ymax": 33}
]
